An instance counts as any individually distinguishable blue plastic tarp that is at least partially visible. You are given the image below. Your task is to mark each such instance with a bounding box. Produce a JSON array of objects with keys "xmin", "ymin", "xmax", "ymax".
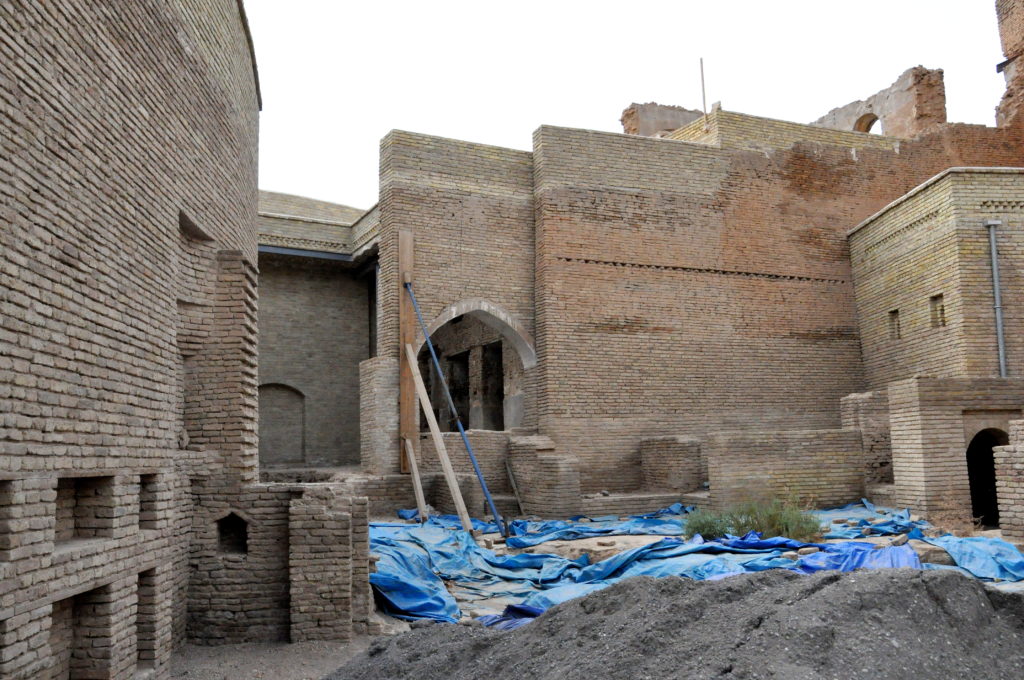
[
  {"xmin": 815, "ymin": 499, "xmax": 930, "ymax": 539},
  {"xmin": 372, "ymin": 501, "xmax": 1024, "ymax": 626},
  {"xmin": 908, "ymin": 530, "xmax": 1024, "ymax": 581}
]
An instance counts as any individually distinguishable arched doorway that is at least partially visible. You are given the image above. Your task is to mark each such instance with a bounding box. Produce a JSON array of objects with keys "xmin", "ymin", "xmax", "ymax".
[
  {"xmin": 415, "ymin": 300, "xmax": 535, "ymax": 432},
  {"xmin": 966, "ymin": 428, "xmax": 1007, "ymax": 527}
]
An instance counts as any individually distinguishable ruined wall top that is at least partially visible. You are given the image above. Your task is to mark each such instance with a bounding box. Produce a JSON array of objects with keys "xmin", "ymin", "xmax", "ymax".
[
  {"xmin": 621, "ymin": 102, "xmax": 703, "ymax": 137},
  {"xmin": 997, "ymin": 0, "xmax": 1024, "ymax": 125},
  {"xmin": 812, "ymin": 66, "xmax": 947, "ymax": 138}
]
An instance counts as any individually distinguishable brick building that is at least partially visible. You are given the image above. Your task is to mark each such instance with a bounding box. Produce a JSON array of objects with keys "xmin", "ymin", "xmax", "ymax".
[
  {"xmin": 263, "ymin": 0, "xmax": 1024, "ymax": 536},
  {"xmin": 1, "ymin": 2, "xmax": 373, "ymax": 678},
  {"xmin": 8, "ymin": 0, "xmax": 1024, "ymax": 675}
]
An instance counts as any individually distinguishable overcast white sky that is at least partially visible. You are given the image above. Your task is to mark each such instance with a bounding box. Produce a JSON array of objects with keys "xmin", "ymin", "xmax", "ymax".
[{"xmin": 246, "ymin": 1, "xmax": 1007, "ymax": 211}]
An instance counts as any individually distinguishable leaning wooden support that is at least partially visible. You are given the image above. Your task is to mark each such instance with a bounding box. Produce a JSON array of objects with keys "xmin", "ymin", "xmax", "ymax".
[
  {"xmin": 403, "ymin": 437, "xmax": 429, "ymax": 522},
  {"xmin": 404, "ymin": 343, "xmax": 473, "ymax": 533}
]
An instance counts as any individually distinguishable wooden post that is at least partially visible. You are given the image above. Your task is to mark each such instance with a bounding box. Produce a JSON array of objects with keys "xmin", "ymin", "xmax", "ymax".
[
  {"xmin": 403, "ymin": 437, "xmax": 429, "ymax": 521},
  {"xmin": 404, "ymin": 343, "xmax": 473, "ymax": 532},
  {"xmin": 398, "ymin": 230, "xmax": 415, "ymax": 473}
]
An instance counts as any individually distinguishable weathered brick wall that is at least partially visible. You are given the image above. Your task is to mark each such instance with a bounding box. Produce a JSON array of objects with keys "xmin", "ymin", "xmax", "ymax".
[
  {"xmin": 0, "ymin": 0, "xmax": 259, "ymax": 672},
  {"xmin": 288, "ymin": 492, "xmax": 353, "ymax": 641},
  {"xmin": 258, "ymin": 254, "xmax": 370, "ymax": 467},
  {"xmin": 639, "ymin": 436, "xmax": 703, "ymax": 491},
  {"xmin": 812, "ymin": 66, "xmax": 947, "ymax": 138},
  {"xmin": 533, "ymin": 125, "xmax": 868, "ymax": 493},
  {"xmin": 376, "ymin": 132, "xmax": 535, "ymax": 354},
  {"xmin": 670, "ymin": 108, "xmax": 902, "ymax": 151},
  {"xmin": 840, "ymin": 390, "xmax": 893, "ymax": 483},
  {"xmin": 705, "ymin": 429, "xmax": 865, "ymax": 509},
  {"xmin": 998, "ymin": 0, "xmax": 1024, "ymax": 125}
]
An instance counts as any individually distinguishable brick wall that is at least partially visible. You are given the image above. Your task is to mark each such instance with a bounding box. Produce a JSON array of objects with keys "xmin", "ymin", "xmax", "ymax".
[
  {"xmin": 996, "ymin": 418, "xmax": 1024, "ymax": 540},
  {"xmin": 889, "ymin": 377, "xmax": 1024, "ymax": 513},
  {"xmin": 639, "ymin": 436, "xmax": 703, "ymax": 492},
  {"xmin": 417, "ymin": 430, "xmax": 511, "ymax": 495},
  {"xmin": 258, "ymin": 253, "xmax": 370, "ymax": 467},
  {"xmin": 848, "ymin": 174, "xmax": 961, "ymax": 387},
  {"xmin": 0, "ymin": 0, "xmax": 260, "ymax": 673},
  {"xmin": 533, "ymin": 124, "xmax": 868, "ymax": 493},
  {"xmin": 359, "ymin": 357, "xmax": 400, "ymax": 475},
  {"xmin": 507, "ymin": 436, "xmax": 581, "ymax": 518},
  {"xmin": 841, "ymin": 390, "xmax": 893, "ymax": 483},
  {"xmin": 851, "ymin": 169, "xmax": 1024, "ymax": 388},
  {"xmin": 705, "ymin": 429, "xmax": 865, "ymax": 509}
]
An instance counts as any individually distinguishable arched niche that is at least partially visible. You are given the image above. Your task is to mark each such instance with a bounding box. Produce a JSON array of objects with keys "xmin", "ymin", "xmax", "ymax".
[{"xmin": 258, "ymin": 383, "xmax": 305, "ymax": 465}]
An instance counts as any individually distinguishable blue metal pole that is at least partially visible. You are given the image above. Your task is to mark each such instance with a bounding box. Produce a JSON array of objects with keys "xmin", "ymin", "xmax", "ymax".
[{"xmin": 404, "ymin": 282, "xmax": 506, "ymax": 537}]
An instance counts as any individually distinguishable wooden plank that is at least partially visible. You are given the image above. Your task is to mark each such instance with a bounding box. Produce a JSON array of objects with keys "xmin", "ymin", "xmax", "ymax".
[
  {"xmin": 403, "ymin": 437, "xmax": 429, "ymax": 521},
  {"xmin": 505, "ymin": 457, "xmax": 524, "ymax": 516},
  {"xmin": 404, "ymin": 342, "xmax": 473, "ymax": 533},
  {"xmin": 398, "ymin": 230, "xmax": 415, "ymax": 474}
]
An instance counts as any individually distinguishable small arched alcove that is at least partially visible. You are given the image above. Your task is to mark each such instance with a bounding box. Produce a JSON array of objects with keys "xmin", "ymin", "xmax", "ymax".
[
  {"xmin": 216, "ymin": 512, "xmax": 249, "ymax": 554},
  {"xmin": 258, "ymin": 383, "xmax": 305, "ymax": 465},
  {"xmin": 966, "ymin": 428, "xmax": 1007, "ymax": 527}
]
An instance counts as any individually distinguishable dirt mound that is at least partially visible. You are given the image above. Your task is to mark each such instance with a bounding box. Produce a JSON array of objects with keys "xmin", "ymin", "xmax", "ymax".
[{"xmin": 326, "ymin": 569, "xmax": 1024, "ymax": 680}]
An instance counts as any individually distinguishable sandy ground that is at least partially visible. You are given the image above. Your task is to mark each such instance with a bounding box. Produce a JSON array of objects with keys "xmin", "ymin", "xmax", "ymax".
[{"xmin": 170, "ymin": 638, "xmax": 372, "ymax": 680}]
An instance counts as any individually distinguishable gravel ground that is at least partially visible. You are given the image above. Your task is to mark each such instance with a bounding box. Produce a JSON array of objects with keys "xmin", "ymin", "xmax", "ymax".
[
  {"xmin": 326, "ymin": 569, "xmax": 1024, "ymax": 680},
  {"xmin": 170, "ymin": 638, "xmax": 372, "ymax": 680}
]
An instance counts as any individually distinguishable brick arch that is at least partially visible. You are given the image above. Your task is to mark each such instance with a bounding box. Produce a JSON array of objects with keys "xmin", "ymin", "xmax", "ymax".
[{"xmin": 415, "ymin": 298, "xmax": 537, "ymax": 369}]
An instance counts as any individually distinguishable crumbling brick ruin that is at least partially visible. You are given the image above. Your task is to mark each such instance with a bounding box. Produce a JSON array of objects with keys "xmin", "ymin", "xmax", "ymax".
[{"xmin": 8, "ymin": 0, "xmax": 1024, "ymax": 676}]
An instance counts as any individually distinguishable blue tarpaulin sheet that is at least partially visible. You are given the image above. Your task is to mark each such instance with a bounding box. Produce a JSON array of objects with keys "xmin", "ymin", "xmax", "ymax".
[
  {"xmin": 907, "ymin": 529, "xmax": 1024, "ymax": 581},
  {"xmin": 372, "ymin": 502, "xmax": 1024, "ymax": 626}
]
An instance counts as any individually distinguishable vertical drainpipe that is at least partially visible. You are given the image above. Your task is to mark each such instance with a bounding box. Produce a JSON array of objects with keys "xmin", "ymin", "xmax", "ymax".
[{"xmin": 986, "ymin": 219, "xmax": 1008, "ymax": 378}]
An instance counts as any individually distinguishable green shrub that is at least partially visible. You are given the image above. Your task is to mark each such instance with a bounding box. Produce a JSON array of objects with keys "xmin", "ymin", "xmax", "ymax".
[{"xmin": 684, "ymin": 497, "xmax": 821, "ymax": 542}]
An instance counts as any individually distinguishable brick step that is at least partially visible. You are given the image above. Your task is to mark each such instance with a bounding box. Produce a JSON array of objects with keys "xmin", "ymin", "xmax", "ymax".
[
  {"xmin": 580, "ymin": 491, "xmax": 686, "ymax": 517},
  {"xmin": 681, "ymin": 489, "xmax": 712, "ymax": 511},
  {"xmin": 865, "ymin": 482, "xmax": 896, "ymax": 508}
]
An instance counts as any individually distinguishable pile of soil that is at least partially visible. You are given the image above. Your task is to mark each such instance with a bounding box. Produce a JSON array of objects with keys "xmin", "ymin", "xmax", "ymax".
[{"xmin": 327, "ymin": 569, "xmax": 1024, "ymax": 680}]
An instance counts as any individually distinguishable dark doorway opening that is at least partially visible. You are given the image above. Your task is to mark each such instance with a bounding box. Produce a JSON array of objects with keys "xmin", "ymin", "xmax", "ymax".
[
  {"xmin": 480, "ymin": 341, "xmax": 504, "ymax": 430},
  {"xmin": 966, "ymin": 428, "xmax": 1007, "ymax": 528}
]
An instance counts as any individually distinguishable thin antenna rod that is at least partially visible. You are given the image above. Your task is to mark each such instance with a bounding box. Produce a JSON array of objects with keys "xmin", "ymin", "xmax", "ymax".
[
  {"xmin": 700, "ymin": 57, "xmax": 707, "ymax": 117},
  {"xmin": 700, "ymin": 57, "xmax": 708, "ymax": 131}
]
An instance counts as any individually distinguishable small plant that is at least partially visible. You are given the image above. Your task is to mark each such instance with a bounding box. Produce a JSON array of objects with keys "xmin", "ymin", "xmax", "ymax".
[
  {"xmin": 685, "ymin": 496, "xmax": 821, "ymax": 542},
  {"xmin": 684, "ymin": 509, "xmax": 733, "ymax": 540}
]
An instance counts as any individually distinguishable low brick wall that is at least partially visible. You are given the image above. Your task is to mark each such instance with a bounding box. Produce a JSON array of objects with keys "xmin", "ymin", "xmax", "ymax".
[
  {"xmin": 639, "ymin": 436, "xmax": 703, "ymax": 492},
  {"xmin": 705, "ymin": 429, "xmax": 864, "ymax": 509},
  {"xmin": 418, "ymin": 430, "xmax": 511, "ymax": 494},
  {"xmin": 288, "ymin": 490, "xmax": 373, "ymax": 641},
  {"xmin": 507, "ymin": 435, "xmax": 581, "ymax": 518},
  {"xmin": 996, "ymin": 420, "xmax": 1024, "ymax": 542}
]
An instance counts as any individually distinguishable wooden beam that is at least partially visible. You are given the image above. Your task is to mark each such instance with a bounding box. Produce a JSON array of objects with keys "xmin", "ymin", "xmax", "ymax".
[
  {"xmin": 403, "ymin": 437, "xmax": 429, "ymax": 522},
  {"xmin": 404, "ymin": 342, "xmax": 472, "ymax": 532},
  {"xmin": 398, "ymin": 230, "xmax": 415, "ymax": 473}
]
